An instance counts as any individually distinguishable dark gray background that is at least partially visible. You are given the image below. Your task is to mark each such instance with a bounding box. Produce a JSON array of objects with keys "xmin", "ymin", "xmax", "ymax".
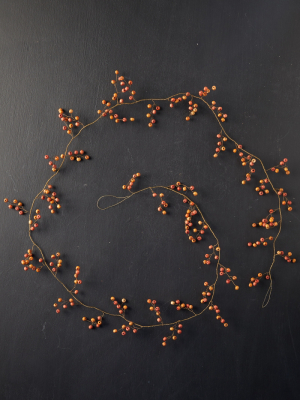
[{"xmin": 0, "ymin": 1, "xmax": 300, "ymax": 399}]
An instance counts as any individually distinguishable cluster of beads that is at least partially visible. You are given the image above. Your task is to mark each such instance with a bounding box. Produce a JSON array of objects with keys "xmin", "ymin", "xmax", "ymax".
[
  {"xmin": 169, "ymin": 93, "xmax": 199, "ymax": 121},
  {"xmin": 251, "ymin": 208, "xmax": 278, "ymax": 231},
  {"xmin": 232, "ymin": 146, "xmax": 258, "ymax": 184},
  {"xmin": 203, "ymin": 244, "xmax": 220, "ymax": 265},
  {"xmin": 249, "ymin": 273, "xmax": 270, "ymax": 287},
  {"xmin": 44, "ymin": 154, "xmax": 65, "ymax": 172},
  {"xmin": 170, "ymin": 181, "xmax": 198, "ymax": 197},
  {"xmin": 29, "ymin": 209, "xmax": 42, "ymax": 231},
  {"xmin": 49, "ymin": 252, "xmax": 62, "ymax": 273},
  {"xmin": 113, "ymin": 322, "xmax": 138, "ymax": 335},
  {"xmin": 248, "ymin": 236, "xmax": 274, "ymax": 248},
  {"xmin": 96, "ymin": 71, "xmax": 136, "ymax": 122},
  {"xmin": 147, "ymin": 299, "xmax": 163, "ymax": 323},
  {"xmin": 255, "ymin": 179, "xmax": 270, "ymax": 196},
  {"xmin": 40, "ymin": 185, "xmax": 61, "ymax": 213},
  {"xmin": 213, "ymin": 131, "xmax": 228, "ymax": 158},
  {"xmin": 21, "ymin": 249, "xmax": 42, "ymax": 272},
  {"xmin": 58, "ymin": 108, "xmax": 82, "ymax": 135},
  {"xmin": 146, "ymin": 103, "xmax": 160, "ymax": 127},
  {"xmin": 170, "ymin": 299, "xmax": 194, "ymax": 313},
  {"xmin": 68, "ymin": 150, "xmax": 90, "ymax": 162},
  {"xmin": 110, "ymin": 297, "xmax": 127, "ymax": 315},
  {"xmin": 162, "ymin": 323, "xmax": 183, "ymax": 346},
  {"xmin": 54, "ymin": 297, "xmax": 76, "ymax": 313},
  {"xmin": 240, "ymin": 157, "xmax": 257, "ymax": 184},
  {"xmin": 122, "ymin": 172, "xmax": 141, "ymax": 191},
  {"xmin": 269, "ymin": 158, "xmax": 290, "ymax": 175},
  {"xmin": 276, "ymin": 250, "xmax": 296, "ymax": 263},
  {"xmin": 155, "ymin": 193, "xmax": 168, "ymax": 215},
  {"xmin": 4, "ymin": 198, "xmax": 27, "ymax": 215},
  {"xmin": 111, "ymin": 70, "xmax": 135, "ymax": 99},
  {"xmin": 208, "ymin": 302, "xmax": 228, "ymax": 327},
  {"xmin": 73, "ymin": 266, "xmax": 82, "ymax": 285},
  {"xmin": 219, "ymin": 264, "xmax": 240, "ymax": 290},
  {"xmin": 276, "ymin": 189, "xmax": 293, "ymax": 211},
  {"xmin": 249, "ymin": 252, "xmax": 296, "ymax": 287},
  {"xmin": 219, "ymin": 265, "xmax": 239, "ymax": 289},
  {"xmin": 201, "ymin": 283, "xmax": 215, "ymax": 303},
  {"xmin": 82, "ymin": 315, "xmax": 102, "ymax": 329},
  {"xmin": 183, "ymin": 203, "xmax": 207, "ymax": 243},
  {"xmin": 209, "ymin": 98, "xmax": 227, "ymax": 123}
]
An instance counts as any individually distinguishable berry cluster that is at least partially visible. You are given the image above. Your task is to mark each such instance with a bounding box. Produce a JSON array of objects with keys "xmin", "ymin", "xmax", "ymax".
[
  {"xmin": 162, "ymin": 323, "xmax": 183, "ymax": 346},
  {"xmin": 21, "ymin": 249, "xmax": 43, "ymax": 272},
  {"xmin": 251, "ymin": 208, "xmax": 279, "ymax": 231},
  {"xmin": 203, "ymin": 244, "xmax": 220, "ymax": 265},
  {"xmin": 110, "ymin": 297, "xmax": 128, "ymax": 315},
  {"xmin": 240, "ymin": 157, "xmax": 257, "ymax": 184},
  {"xmin": 184, "ymin": 203, "xmax": 207, "ymax": 244},
  {"xmin": 4, "ymin": 198, "xmax": 27, "ymax": 215},
  {"xmin": 269, "ymin": 158, "xmax": 290, "ymax": 175},
  {"xmin": 40, "ymin": 185, "xmax": 61, "ymax": 214},
  {"xmin": 68, "ymin": 150, "xmax": 90, "ymax": 162},
  {"xmin": 113, "ymin": 322, "xmax": 138, "ymax": 336},
  {"xmin": 96, "ymin": 71, "xmax": 136, "ymax": 122},
  {"xmin": 200, "ymin": 283, "xmax": 215, "ymax": 303},
  {"xmin": 209, "ymin": 98, "xmax": 228, "ymax": 122},
  {"xmin": 54, "ymin": 297, "xmax": 77, "ymax": 313},
  {"xmin": 82, "ymin": 315, "xmax": 102, "ymax": 329},
  {"xmin": 44, "ymin": 154, "xmax": 64, "ymax": 172},
  {"xmin": 276, "ymin": 189, "xmax": 293, "ymax": 211},
  {"xmin": 73, "ymin": 266, "xmax": 82, "ymax": 285},
  {"xmin": 147, "ymin": 299, "xmax": 163, "ymax": 323},
  {"xmin": 171, "ymin": 181, "xmax": 198, "ymax": 196},
  {"xmin": 249, "ymin": 273, "xmax": 270, "ymax": 287},
  {"xmin": 249, "ymin": 251, "xmax": 296, "ymax": 287},
  {"xmin": 146, "ymin": 103, "xmax": 161, "ymax": 127},
  {"xmin": 170, "ymin": 299, "xmax": 195, "ymax": 313},
  {"xmin": 248, "ymin": 236, "xmax": 274, "ymax": 248},
  {"xmin": 155, "ymin": 192, "xmax": 168, "ymax": 215},
  {"xmin": 49, "ymin": 252, "xmax": 63, "ymax": 274},
  {"xmin": 255, "ymin": 179, "xmax": 271, "ymax": 196},
  {"xmin": 122, "ymin": 172, "xmax": 141, "ymax": 191},
  {"xmin": 219, "ymin": 265, "xmax": 238, "ymax": 288},
  {"xmin": 208, "ymin": 303, "xmax": 228, "ymax": 327},
  {"xmin": 111, "ymin": 71, "xmax": 135, "ymax": 99},
  {"xmin": 29, "ymin": 209, "xmax": 42, "ymax": 231},
  {"xmin": 58, "ymin": 108, "xmax": 82, "ymax": 135},
  {"xmin": 213, "ymin": 131, "xmax": 228, "ymax": 158},
  {"xmin": 276, "ymin": 250, "xmax": 296, "ymax": 263},
  {"xmin": 169, "ymin": 93, "xmax": 200, "ymax": 121}
]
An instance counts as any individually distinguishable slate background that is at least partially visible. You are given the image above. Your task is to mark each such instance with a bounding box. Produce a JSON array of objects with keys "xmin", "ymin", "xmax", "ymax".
[{"xmin": 0, "ymin": 1, "xmax": 300, "ymax": 399}]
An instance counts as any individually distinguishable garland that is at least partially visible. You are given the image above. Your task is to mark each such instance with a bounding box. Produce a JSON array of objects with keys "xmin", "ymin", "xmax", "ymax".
[{"xmin": 4, "ymin": 71, "xmax": 295, "ymax": 346}]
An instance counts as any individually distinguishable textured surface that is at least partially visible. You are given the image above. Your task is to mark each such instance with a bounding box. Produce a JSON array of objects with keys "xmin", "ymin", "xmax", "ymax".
[{"xmin": 0, "ymin": 1, "xmax": 300, "ymax": 399}]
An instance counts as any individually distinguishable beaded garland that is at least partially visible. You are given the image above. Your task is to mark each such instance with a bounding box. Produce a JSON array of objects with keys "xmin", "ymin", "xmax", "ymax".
[{"xmin": 4, "ymin": 71, "xmax": 296, "ymax": 346}]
